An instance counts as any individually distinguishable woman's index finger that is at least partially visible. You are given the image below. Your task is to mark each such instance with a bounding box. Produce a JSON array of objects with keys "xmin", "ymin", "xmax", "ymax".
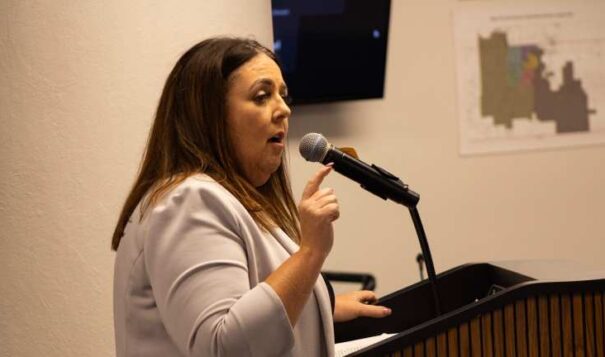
[{"xmin": 301, "ymin": 165, "xmax": 333, "ymax": 199}]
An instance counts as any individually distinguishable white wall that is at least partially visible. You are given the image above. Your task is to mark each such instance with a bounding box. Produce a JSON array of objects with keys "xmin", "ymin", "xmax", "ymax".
[
  {"xmin": 287, "ymin": 0, "xmax": 605, "ymax": 296},
  {"xmin": 0, "ymin": 1, "xmax": 273, "ymax": 356},
  {"xmin": 1, "ymin": 0, "xmax": 604, "ymax": 355}
]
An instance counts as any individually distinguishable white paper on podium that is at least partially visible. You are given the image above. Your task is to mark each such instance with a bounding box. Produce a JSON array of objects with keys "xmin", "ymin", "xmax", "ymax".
[{"xmin": 334, "ymin": 333, "xmax": 396, "ymax": 357}]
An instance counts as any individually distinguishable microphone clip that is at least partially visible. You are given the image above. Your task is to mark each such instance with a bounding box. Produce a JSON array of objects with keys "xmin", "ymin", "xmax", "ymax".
[
  {"xmin": 371, "ymin": 164, "xmax": 409, "ymax": 190},
  {"xmin": 357, "ymin": 163, "xmax": 411, "ymax": 203}
]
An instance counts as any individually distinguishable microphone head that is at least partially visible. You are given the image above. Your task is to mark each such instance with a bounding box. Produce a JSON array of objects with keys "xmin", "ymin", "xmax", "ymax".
[{"xmin": 299, "ymin": 133, "xmax": 329, "ymax": 163}]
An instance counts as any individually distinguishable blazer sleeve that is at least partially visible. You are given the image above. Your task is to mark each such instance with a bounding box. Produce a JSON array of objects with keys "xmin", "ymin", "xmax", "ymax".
[{"xmin": 142, "ymin": 181, "xmax": 295, "ymax": 357}]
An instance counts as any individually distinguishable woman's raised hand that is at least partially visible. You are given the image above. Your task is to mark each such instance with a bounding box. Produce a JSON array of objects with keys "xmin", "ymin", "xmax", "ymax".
[{"xmin": 298, "ymin": 165, "xmax": 339, "ymax": 259}]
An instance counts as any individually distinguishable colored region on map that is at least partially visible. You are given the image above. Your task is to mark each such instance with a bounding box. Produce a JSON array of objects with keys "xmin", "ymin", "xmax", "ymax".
[{"xmin": 479, "ymin": 31, "xmax": 595, "ymax": 133}]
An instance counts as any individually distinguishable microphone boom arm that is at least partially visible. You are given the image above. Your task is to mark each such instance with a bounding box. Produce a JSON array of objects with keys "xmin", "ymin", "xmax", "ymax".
[
  {"xmin": 300, "ymin": 133, "xmax": 441, "ymax": 317},
  {"xmin": 323, "ymin": 147, "xmax": 441, "ymax": 316}
]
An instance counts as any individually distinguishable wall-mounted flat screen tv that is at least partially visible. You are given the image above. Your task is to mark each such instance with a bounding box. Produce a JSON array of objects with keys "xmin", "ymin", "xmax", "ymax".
[{"xmin": 272, "ymin": 0, "xmax": 391, "ymax": 105}]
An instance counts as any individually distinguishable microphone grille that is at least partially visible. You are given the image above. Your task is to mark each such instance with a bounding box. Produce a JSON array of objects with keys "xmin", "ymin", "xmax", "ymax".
[{"xmin": 299, "ymin": 133, "xmax": 329, "ymax": 162}]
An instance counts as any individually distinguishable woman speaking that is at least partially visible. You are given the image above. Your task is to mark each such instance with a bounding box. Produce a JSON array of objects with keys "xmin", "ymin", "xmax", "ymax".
[{"xmin": 112, "ymin": 37, "xmax": 390, "ymax": 357}]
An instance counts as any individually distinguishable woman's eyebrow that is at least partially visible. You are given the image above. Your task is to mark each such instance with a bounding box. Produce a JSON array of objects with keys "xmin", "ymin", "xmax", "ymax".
[
  {"xmin": 249, "ymin": 78, "xmax": 274, "ymax": 90},
  {"xmin": 250, "ymin": 78, "xmax": 288, "ymax": 90},
  {"xmin": 280, "ymin": 83, "xmax": 289, "ymax": 94},
  {"xmin": 249, "ymin": 78, "xmax": 288, "ymax": 92}
]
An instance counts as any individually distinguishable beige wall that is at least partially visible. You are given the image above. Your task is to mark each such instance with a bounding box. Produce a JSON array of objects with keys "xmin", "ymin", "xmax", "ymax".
[
  {"xmin": 1, "ymin": 0, "xmax": 603, "ymax": 355},
  {"xmin": 286, "ymin": 0, "xmax": 605, "ymax": 296},
  {"xmin": 0, "ymin": 1, "xmax": 273, "ymax": 355}
]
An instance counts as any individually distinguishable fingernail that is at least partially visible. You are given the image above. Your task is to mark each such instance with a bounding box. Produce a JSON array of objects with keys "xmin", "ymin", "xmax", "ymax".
[{"xmin": 384, "ymin": 308, "xmax": 392, "ymax": 315}]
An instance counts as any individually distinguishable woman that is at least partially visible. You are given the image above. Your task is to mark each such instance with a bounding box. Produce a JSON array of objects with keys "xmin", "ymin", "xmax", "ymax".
[{"xmin": 112, "ymin": 37, "xmax": 391, "ymax": 357}]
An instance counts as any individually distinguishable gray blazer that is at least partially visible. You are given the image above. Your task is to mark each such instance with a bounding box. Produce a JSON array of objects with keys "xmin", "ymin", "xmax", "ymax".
[{"xmin": 113, "ymin": 175, "xmax": 335, "ymax": 356}]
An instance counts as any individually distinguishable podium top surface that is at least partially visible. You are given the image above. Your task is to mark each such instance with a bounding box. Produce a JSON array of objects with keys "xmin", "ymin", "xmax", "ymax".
[
  {"xmin": 336, "ymin": 260, "xmax": 605, "ymax": 354},
  {"xmin": 491, "ymin": 259, "xmax": 605, "ymax": 282}
]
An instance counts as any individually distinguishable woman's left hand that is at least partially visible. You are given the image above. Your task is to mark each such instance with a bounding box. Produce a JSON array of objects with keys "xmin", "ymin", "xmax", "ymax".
[{"xmin": 333, "ymin": 290, "xmax": 392, "ymax": 322}]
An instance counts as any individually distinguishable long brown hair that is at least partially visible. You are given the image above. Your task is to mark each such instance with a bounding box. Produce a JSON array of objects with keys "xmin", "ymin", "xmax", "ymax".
[{"xmin": 111, "ymin": 37, "xmax": 300, "ymax": 250}]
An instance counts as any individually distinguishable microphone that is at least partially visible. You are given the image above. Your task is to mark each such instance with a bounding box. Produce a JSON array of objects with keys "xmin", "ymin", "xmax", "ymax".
[{"xmin": 299, "ymin": 133, "xmax": 419, "ymax": 207}]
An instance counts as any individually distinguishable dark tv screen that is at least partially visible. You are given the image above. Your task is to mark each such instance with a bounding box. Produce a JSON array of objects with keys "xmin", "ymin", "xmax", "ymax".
[{"xmin": 271, "ymin": 0, "xmax": 391, "ymax": 105}]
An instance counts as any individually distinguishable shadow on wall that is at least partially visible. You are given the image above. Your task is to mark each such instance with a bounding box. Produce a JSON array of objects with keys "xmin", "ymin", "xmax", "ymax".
[{"xmin": 289, "ymin": 102, "xmax": 357, "ymax": 140}]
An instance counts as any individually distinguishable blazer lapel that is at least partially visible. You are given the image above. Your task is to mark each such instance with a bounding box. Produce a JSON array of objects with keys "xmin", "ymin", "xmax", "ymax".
[{"xmin": 270, "ymin": 229, "xmax": 335, "ymax": 356}]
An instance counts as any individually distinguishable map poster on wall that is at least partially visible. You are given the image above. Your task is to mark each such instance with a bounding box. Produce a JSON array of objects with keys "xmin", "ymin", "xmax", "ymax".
[{"xmin": 454, "ymin": 1, "xmax": 605, "ymax": 155}]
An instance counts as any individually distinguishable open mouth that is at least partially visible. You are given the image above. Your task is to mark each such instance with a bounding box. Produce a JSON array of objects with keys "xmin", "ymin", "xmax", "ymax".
[{"xmin": 268, "ymin": 132, "xmax": 285, "ymax": 144}]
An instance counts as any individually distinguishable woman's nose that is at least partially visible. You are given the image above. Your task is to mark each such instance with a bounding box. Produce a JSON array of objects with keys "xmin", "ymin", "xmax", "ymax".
[{"xmin": 273, "ymin": 96, "xmax": 291, "ymax": 122}]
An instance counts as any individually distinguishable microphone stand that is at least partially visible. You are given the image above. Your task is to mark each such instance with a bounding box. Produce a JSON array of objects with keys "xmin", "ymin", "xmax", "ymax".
[
  {"xmin": 416, "ymin": 253, "xmax": 425, "ymax": 280},
  {"xmin": 408, "ymin": 206, "xmax": 441, "ymax": 316},
  {"xmin": 313, "ymin": 145, "xmax": 443, "ymax": 316},
  {"xmin": 363, "ymin": 163, "xmax": 441, "ymax": 316}
]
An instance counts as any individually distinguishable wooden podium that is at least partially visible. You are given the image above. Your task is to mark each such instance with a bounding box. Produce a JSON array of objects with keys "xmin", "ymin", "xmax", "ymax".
[{"xmin": 335, "ymin": 261, "xmax": 605, "ymax": 356}]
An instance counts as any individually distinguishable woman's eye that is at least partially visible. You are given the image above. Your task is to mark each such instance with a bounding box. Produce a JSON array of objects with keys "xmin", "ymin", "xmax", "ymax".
[
  {"xmin": 254, "ymin": 91, "xmax": 270, "ymax": 104},
  {"xmin": 281, "ymin": 94, "xmax": 292, "ymax": 105},
  {"xmin": 253, "ymin": 90, "xmax": 291, "ymax": 105}
]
